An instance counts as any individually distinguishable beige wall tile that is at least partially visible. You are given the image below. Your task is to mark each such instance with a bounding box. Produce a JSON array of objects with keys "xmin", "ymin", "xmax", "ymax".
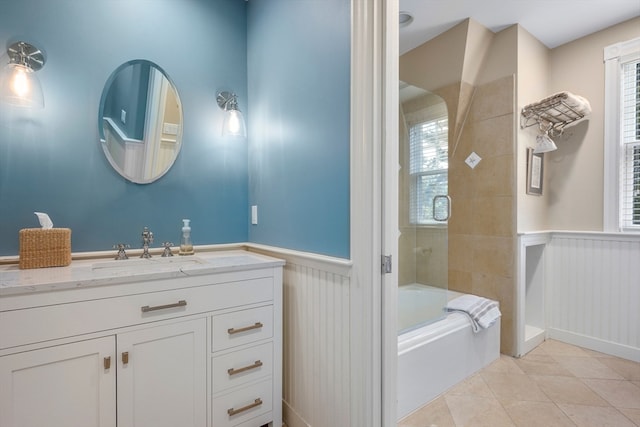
[
  {"xmin": 473, "ymin": 196, "xmax": 514, "ymax": 237},
  {"xmin": 473, "ymin": 154, "xmax": 514, "ymax": 197},
  {"xmin": 472, "ymin": 236, "xmax": 514, "ymax": 277},
  {"xmin": 469, "ymin": 75, "xmax": 515, "ymax": 123},
  {"xmin": 470, "ymin": 114, "xmax": 515, "ymax": 158}
]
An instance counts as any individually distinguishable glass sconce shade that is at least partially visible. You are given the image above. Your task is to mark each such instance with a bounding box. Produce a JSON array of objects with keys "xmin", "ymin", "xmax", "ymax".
[
  {"xmin": 217, "ymin": 91, "xmax": 246, "ymax": 138},
  {"xmin": 534, "ymin": 132, "xmax": 557, "ymax": 153},
  {"xmin": 222, "ymin": 109, "xmax": 246, "ymax": 138},
  {"xmin": 0, "ymin": 41, "xmax": 46, "ymax": 108},
  {"xmin": 0, "ymin": 63, "xmax": 44, "ymax": 108}
]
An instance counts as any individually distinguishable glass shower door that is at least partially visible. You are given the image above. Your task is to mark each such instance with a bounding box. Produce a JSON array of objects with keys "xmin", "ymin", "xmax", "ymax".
[{"xmin": 398, "ymin": 81, "xmax": 449, "ymax": 334}]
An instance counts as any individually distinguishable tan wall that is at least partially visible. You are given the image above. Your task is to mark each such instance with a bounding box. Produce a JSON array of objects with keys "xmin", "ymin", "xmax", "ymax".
[
  {"xmin": 516, "ymin": 27, "xmax": 551, "ymax": 232},
  {"xmin": 546, "ymin": 17, "xmax": 640, "ymax": 231}
]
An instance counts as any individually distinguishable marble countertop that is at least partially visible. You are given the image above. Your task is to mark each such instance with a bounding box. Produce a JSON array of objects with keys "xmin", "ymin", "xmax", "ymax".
[{"xmin": 0, "ymin": 250, "xmax": 284, "ymax": 297}]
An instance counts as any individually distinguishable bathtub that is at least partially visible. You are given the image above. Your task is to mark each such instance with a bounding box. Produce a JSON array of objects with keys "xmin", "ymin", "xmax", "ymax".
[{"xmin": 397, "ymin": 284, "xmax": 500, "ymax": 420}]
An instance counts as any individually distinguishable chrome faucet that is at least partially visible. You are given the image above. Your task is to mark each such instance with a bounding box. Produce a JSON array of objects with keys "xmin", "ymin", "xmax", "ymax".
[{"xmin": 140, "ymin": 227, "xmax": 154, "ymax": 259}]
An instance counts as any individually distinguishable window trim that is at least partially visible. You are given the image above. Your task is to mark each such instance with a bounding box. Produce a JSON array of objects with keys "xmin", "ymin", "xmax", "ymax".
[{"xmin": 603, "ymin": 37, "xmax": 640, "ymax": 232}]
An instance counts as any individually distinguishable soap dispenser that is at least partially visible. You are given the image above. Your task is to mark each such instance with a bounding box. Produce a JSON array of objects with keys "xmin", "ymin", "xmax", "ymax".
[{"xmin": 179, "ymin": 219, "xmax": 194, "ymax": 255}]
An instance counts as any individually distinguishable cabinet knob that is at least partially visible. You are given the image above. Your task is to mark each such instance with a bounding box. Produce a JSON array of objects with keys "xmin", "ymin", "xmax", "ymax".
[
  {"xmin": 103, "ymin": 356, "xmax": 111, "ymax": 370},
  {"xmin": 122, "ymin": 351, "xmax": 129, "ymax": 365}
]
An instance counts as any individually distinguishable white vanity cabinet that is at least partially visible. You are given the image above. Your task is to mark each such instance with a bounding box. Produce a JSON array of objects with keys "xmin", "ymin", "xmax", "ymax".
[
  {"xmin": 0, "ymin": 336, "xmax": 117, "ymax": 427},
  {"xmin": 0, "ymin": 251, "xmax": 283, "ymax": 427}
]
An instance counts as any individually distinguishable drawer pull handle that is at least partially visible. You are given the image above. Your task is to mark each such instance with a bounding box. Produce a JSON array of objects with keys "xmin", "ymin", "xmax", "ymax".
[
  {"xmin": 227, "ymin": 322, "xmax": 263, "ymax": 335},
  {"xmin": 141, "ymin": 300, "xmax": 187, "ymax": 313},
  {"xmin": 227, "ymin": 398, "xmax": 263, "ymax": 416},
  {"xmin": 103, "ymin": 356, "xmax": 111, "ymax": 370},
  {"xmin": 122, "ymin": 351, "xmax": 129, "ymax": 365},
  {"xmin": 227, "ymin": 360, "xmax": 263, "ymax": 376}
]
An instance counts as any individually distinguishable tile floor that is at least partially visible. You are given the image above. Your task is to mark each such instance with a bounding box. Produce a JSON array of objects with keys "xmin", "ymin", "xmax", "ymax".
[{"xmin": 398, "ymin": 340, "xmax": 640, "ymax": 427}]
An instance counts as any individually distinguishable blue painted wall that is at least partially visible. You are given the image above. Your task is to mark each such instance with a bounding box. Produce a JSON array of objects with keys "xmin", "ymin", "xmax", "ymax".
[
  {"xmin": 0, "ymin": 0, "xmax": 351, "ymax": 259},
  {"xmin": 0, "ymin": 0, "xmax": 249, "ymax": 255},
  {"xmin": 246, "ymin": 0, "xmax": 351, "ymax": 258}
]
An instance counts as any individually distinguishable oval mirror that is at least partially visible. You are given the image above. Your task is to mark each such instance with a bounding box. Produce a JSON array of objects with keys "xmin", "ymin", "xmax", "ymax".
[{"xmin": 99, "ymin": 60, "xmax": 183, "ymax": 184}]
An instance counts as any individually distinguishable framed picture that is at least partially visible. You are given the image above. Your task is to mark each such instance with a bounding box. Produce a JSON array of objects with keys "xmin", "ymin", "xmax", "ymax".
[{"xmin": 526, "ymin": 148, "xmax": 544, "ymax": 195}]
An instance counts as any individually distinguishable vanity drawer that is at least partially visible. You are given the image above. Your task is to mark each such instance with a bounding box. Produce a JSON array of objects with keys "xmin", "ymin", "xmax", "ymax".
[
  {"xmin": 212, "ymin": 378, "xmax": 272, "ymax": 427},
  {"xmin": 212, "ymin": 342, "xmax": 273, "ymax": 393},
  {"xmin": 211, "ymin": 305, "xmax": 273, "ymax": 352},
  {"xmin": 1, "ymin": 277, "xmax": 273, "ymax": 350}
]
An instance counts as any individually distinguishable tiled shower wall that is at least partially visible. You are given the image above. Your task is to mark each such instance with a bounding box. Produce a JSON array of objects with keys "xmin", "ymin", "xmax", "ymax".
[{"xmin": 441, "ymin": 75, "xmax": 517, "ymax": 355}]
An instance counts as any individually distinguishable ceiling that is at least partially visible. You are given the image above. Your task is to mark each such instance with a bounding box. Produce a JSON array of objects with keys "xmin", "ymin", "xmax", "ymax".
[{"xmin": 399, "ymin": 0, "xmax": 640, "ymax": 54}]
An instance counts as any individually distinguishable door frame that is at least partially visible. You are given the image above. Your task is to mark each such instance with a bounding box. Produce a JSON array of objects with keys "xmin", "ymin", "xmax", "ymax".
[{"xmin": 349, "ymin": 0, "xmax": 398, "ymax": 425}]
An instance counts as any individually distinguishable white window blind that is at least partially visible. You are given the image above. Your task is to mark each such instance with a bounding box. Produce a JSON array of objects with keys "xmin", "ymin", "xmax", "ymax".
[
  {"xmin": 621, "ymin": 59, "xmax": 640, "ymax": 229},
  {"xmin": 408, "ymin": 104, "xmax": 448, "ymax": 224}
]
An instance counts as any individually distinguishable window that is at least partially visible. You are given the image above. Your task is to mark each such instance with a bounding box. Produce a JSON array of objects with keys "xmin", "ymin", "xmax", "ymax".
[
  {"xmin": 604, "ymin": 37, "xmax": 640, "ymax": 232},
  {"xmin": 621, "ymin": 60, "xmax": 640, "ymax": 227},
  {"xmin": 408, "ymin": 103, "xmax": 448, "ymax": 225}
]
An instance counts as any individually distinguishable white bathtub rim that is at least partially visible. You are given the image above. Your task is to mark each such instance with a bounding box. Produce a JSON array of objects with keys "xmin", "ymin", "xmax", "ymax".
[{"xmin": 398, "ymin": 312, "xmax": 470, "ymax": 355}]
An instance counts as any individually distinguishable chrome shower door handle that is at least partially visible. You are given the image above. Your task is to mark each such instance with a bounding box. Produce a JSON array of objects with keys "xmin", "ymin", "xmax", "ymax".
[{"xmin": 433, "ymin": 195, "xmax": 451, "ymax": 222}]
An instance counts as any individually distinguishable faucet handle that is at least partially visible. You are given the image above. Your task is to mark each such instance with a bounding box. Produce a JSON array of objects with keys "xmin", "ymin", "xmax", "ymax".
[
  {"xmin": 113, "ymin": 243, "xmax": 130, "ymax": 260},
  {"xmin": 161, "ymin": 242, "xmax": 174, "ymax": 257}
]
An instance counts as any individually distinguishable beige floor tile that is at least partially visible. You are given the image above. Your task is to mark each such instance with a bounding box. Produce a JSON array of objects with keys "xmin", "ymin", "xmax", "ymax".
[
  {"xmin": 583, "ymin": 379, "xmax": 640, "ymax": 409},
  {"xmin": 481, "ymin": 372, "xmax": 550, "ymax": 404},
  {"xmin": 483, "ymin": 354, "xmax": 525, "ymax": 374},
  {"xmin": 597, "ymin": 357, "xmax": 640, "ymax": 381},
  {"xmin": 398, "ymin": 396, "xmax": 456, "ymax": 427},
  {"xmin": 447, "ymin": 373, "xmax": 494, "ymax": 398},
  {"xmin": 502, "ymin": 401, "xmax": 575, "ymax": 427},
  {"xmin": 539, "ymin": 340, "xmax": 591, "ymax": 357},
  {"xmin": 580, "ymin": 347, "xmax": 617, "ymax": 358},
  {"xmin": 618, "ymin": 407, "xmax": 640, "ymax": 425},
  {"xmin": 530, "ymin": 374, "xmax": 609, "ymax": 406},
  {"xmin": 444, "ymin": 394, "xmax": 515, "ymax": 427},
  {"xmin": 557, "ymin": 403, "xmax": 637, "ymax": 427},
  {"xmin": 514, "ymin": 354, "xmax": 575, "ymax": 377},
  {"xmin": 553, "ymin": 355, "xmax": 626, "ymax": 379},
  {"xmin": 523, "ymin": 347, "xmax": 548, "ymax": 358}
]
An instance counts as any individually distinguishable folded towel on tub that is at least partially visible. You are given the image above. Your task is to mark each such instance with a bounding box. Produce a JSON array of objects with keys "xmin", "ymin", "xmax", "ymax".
[{"xmin": 446, "ymin": 294, "xmax": 501, "ymax": 333}]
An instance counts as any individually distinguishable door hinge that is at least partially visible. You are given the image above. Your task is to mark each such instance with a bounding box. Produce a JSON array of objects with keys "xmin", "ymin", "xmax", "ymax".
[{"xmin": 381, "ymin": 255, "xmax": 392, "ymax": 274}]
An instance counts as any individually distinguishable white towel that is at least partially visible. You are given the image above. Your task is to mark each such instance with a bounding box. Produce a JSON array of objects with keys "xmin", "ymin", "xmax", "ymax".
[{"xmin": 446, "ymin": 294, "xmax": 501, "ymax": 333}]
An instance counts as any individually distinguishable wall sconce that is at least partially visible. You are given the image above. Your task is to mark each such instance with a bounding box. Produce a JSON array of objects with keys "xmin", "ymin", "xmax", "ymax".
[
  {"xmin": 216, "ymin": 91, "xmax": 246, "ymax": 138},
  {"xmin": 0, "ymin": 41, "xmax": 46, "ymax": 108}
]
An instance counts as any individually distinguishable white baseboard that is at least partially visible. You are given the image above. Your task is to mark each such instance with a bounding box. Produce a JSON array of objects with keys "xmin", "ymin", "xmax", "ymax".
[{"xmin": 548, "ymin": 328, "xmax": 640, "ymax": 362}]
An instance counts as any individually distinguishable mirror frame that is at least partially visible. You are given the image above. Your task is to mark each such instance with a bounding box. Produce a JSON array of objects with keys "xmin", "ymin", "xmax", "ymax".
[{"xmin": 98, "ymin": 59, "xmax": 183, "ymax": 184}]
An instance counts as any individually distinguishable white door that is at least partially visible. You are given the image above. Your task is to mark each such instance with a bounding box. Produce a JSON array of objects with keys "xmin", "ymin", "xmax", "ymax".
[
  {"xmin": 0, "ymin": 336, "xmax": 116, "ymax": 427},
  {"xmin": 116, "ymin": 318, "xmax": 207, "ymax": 427}
]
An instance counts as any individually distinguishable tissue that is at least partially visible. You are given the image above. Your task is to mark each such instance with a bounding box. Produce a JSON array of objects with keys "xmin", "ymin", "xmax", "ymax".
[{"xmin": 34, "ymin": 212, "xmax": 53, "ymax": 229}]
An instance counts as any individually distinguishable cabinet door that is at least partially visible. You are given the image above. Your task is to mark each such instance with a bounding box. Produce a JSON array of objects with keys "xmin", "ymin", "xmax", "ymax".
[
  {"xmin": 117, "ymin": 318, "xmax": 207, "ymax": 427},
  {"xmin": 0, "ymin": 336, "xmax": 116, "ymax": 427}
]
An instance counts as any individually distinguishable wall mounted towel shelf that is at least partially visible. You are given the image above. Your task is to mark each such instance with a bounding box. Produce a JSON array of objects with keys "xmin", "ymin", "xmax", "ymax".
[{"xmin": 520, "ymin": 92, "xmax": 590, "ymax": 136}]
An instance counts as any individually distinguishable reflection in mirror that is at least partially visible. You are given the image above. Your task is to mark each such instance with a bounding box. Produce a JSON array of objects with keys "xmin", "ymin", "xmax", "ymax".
[{"xmin": 99, "ymin": 60, "xmax": 182, "ymax": 184}]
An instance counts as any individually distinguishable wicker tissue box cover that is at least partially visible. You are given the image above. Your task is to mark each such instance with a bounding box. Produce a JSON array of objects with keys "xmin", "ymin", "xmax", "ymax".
[{"xmin": 19, "ymin": 228, "xmax": 72, "ymax": 269}]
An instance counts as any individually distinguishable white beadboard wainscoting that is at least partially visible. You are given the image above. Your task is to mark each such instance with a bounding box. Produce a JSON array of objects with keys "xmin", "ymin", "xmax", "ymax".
[
  {"xmin": 545, "ymin": 232, "xmax": 640, "ymax": 362},
  {"xmin": 248, "ymin": 245, "xmax": 353, "ymax": 427}
]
